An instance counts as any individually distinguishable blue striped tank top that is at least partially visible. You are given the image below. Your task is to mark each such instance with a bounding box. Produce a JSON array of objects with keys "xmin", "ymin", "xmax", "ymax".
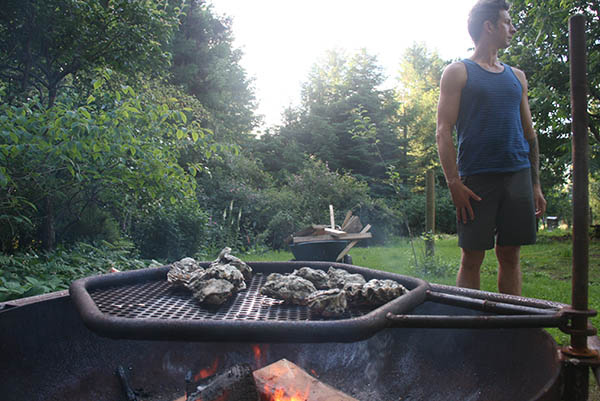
[{"xmin": 456, "ymin": 59, "xmax": 530, "ymax": 176}]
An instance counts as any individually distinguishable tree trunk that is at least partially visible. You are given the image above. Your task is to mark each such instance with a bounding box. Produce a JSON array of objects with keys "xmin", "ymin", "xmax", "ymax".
[
  {"xmin": 425, "ymin": 169, "xmax": 435, "ymax": 257},
  {"xmin": 42, "ymin": 196, "xmax": 55, "ymax": 251}
]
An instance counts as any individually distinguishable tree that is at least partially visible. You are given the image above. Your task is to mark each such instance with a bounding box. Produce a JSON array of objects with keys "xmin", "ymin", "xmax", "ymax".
[
  {"xmin": 502, "ymin": 0, "xmax": 600, "ymax": 189},
  {"xmin": 395, "ymin": 43, "xmax": 448, "ymax": 192},
  {"xmin": 0, "ymin": 0, "xmax": 181, "ymax": 107},
  {"xmin": 265, "ymin": 49, "xmax": 403, "ymax": 197},
  {"xmin": 170, "ymin": 0, "xmax": 257, "ymax": 143}
]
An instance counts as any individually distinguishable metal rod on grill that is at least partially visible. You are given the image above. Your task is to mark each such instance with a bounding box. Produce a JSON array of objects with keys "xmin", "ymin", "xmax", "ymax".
[
  {"xmin": 385, "ymin": 313, "xmax": 566, "ymax": 329},
  {"xmin": 425, "ymin": 291, "xmax": 561, "ymax": 316}
]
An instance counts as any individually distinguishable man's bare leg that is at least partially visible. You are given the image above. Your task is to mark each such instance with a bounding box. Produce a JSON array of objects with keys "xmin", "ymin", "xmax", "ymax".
[
  {"xmin": 457, "ymin": 249, "xmax": 485, "ymax": 289},
  {"xmin": 496, "ymin": 245, "xmax": 522, "ymax": 295}
]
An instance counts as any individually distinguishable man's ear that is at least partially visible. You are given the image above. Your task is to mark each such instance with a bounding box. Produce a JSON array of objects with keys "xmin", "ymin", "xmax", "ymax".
[{"xmin": 483, "ymin": 20, "xmax": 495, "ymax": 34}]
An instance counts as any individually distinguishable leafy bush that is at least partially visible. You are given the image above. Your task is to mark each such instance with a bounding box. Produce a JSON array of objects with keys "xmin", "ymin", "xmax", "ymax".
[
  {"xmin": 0, "ymin": 241, "xmax": 149, "ymax": 302},
  {"xmin": 396, "ymin": 185, "xmax": 456, "ymax": 235},
  {"xmin": 131, "ymin": 199, "xmax": 209, "ymax": 261}
]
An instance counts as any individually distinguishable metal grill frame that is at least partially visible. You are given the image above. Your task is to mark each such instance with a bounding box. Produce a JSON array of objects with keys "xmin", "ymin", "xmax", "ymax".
[{"xmin": 69, "ymin": 261, "xmax": 428, "ymax": 342}]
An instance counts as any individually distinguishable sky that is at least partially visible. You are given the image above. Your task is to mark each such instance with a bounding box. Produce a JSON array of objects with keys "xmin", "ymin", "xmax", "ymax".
[{"xmin": 209, "ymin": 0, "xmax": 476, "ymax": 131}]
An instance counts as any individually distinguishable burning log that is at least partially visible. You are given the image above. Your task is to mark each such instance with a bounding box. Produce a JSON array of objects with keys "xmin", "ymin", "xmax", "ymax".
[
  {"xmin": 253, "ymin": 359, "xmax": 359, "ymax": 401},
  {"xmin": 186, "ymin": 363, "xmax": 258, "ymax": 401}
]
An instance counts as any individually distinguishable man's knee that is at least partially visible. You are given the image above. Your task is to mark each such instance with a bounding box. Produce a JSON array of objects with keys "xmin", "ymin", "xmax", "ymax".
[
  {"xmin": 461, "ymin": 248, "xmax": 485, "ymax": 269},
  {"xmin": 495, "ymin": 245, "xmax": 520, "ymax": 266}
]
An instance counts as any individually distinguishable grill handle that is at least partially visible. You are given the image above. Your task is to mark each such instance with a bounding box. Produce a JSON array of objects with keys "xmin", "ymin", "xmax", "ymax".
[{"xmin": 386, "ymin": 290, "xmax": 568, "ymax": 329}]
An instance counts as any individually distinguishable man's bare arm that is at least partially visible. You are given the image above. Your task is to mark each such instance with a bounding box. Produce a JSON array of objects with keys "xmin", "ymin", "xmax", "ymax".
[
  {"xmin": 512, "ymin": 67, "xmax": 547, "ymax": 217},
  {"xmin": 436, "ymin": 62, "xmax": 482, "ymax": 223}
]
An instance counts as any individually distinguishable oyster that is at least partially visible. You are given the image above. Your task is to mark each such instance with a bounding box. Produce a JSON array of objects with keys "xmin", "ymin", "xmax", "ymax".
[
  {"xmin": 361, "ymin": 279, "xmax": 407, "ymax": 306},
  {"xmin": 167, "ymin": 257, "xmax": 204, "ymax": 287},
  {"xmin": 260, "ymin": 273, "xmax": 317, "ymax": 305},
  {"xmin": 343, "ymin": 281, "xmax": 365, "ymax": 306},
  {"xmin": 327, "ymin": 267, "xmax": 366, "ymax": 289},
  {"xmin": 292, "ymin": 267, "xmax": 329, "ymax": 290},
  {"xmin": 307, "ymin": 288, "xmax": 348, "ymax": 317},
  {"xmin": 212, "ymin": 247, "xmax": 252, "ymax": 281},
  {"xmin": 201, "ymin": 263, "xmax": 246, "ymax": 291},
  {"xmin": 189, "ymin": 278, "xmax": 235, "ymax": 305}
]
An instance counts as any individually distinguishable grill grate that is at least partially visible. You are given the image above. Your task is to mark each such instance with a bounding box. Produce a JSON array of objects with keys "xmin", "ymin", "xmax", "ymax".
[{"xmin": 90, "ymin": 273, "xmax": 373, "ymax": 322}]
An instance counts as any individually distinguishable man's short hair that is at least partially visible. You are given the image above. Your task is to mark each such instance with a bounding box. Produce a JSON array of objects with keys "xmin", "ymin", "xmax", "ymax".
[{"xmin": 468, "ymin": 0, "xmax": 511, "ymax": 43}]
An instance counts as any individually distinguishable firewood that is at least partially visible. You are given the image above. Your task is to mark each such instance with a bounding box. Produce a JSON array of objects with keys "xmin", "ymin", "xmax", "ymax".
[
  {"xmin": 341, "ymin": 211, "xmax": 353, "ymax": 230},
  {"xmin": 342, "ymin": 216, "xmax": 362, "ymax": 233},
  {"xmin": 329, "ymin": 204, "xmax": 335, "ymax": 228},
  {"xmin": 323, "ymin": 227, "xmax": 346, "ymax": 236},
  {"xmin": 253, "ymin": 358, "xmax": 358, "ymax": 401},
  {"xmin": 292, "ymin": 233, "xmax": 372, "ymax": 243},
  {"xmin": 116, "ymin": 365, "xmax": 138, "ymax": 401},
  {"xmin": 336, "ymin": 224, "xmax": 371, "ymax": 262},
  {"xmin": 187, "ymin": 364, "xmax": 258, "ymax": 401}
]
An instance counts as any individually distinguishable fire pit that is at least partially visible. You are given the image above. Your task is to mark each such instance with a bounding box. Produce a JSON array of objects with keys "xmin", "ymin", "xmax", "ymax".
[{"xmin": 0, "ymin": 261, "xmax": 563, "ymax": 401}]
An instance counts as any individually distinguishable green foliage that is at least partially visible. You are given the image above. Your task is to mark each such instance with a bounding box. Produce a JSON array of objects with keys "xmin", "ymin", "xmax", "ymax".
[
  {"xmin": 169, "ymin": 0, "xmax": 257, "ymax": 141},
  {"xmin": 0, "ymin": 240, "xmax": 149, "ymax": 302},
  {"xmin": 0, "ymin": 71, "xmax": 213, "ymax": 251},
  {"xmin": 0, "ymin": 0, "xmax": 182, "ymax": 106},
  {"xmin": 502, "ymin": 0, "xmax": 600, "ymax": 188},
  {"xmin": 396, "ymin": 43, "xmax": 448, "ymax": 182},
  {"xmin": 266, "ymin": 49, "xmax": 403, "ymax": 198},
  {"xmin": 131, "ymin": 198, "xmax": 208, "ymax": 261}
]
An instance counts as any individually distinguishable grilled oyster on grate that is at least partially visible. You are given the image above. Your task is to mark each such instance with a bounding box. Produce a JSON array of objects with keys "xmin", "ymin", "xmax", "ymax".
[
  {"xmin": 361, "ymin": 279, "xmax": 407, "ymax": 306},
  {"xmin": 260, "ymin": 273, "xmax": 317, "ymax": 305},
  {"xmin": 167, "ymin": 257, "xmax": 204, "ymax": 287},
  {"xmin": 307, "ymin": 288, "xmax": 348, "ymax": 317},
  {"xmin": 212, "ymin": 247, "xmax": 253, "ymax": 281},
  {"xmin": 188, "ymin": 278, "xmax": 235, "ymax": 305},
  {"xmin": 291, "ymin": 267, "xmax": 329, "ymax": 290},
  {"xmin": 201, "ymin": 264, "xmax": 246, "ymax": 291},
  {"xmin": 327, "ymin": 267, "xmax": 366, "ymax": 289}
]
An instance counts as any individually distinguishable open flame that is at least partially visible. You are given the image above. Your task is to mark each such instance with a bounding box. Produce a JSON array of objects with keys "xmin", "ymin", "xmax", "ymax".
[
  {"xmin": 266, "ymin": 386, "xmax": 309, "ymax": 401},
  {"xmin": 194, "ymin": 357, "xmax": 220, "ymax": 381},
  {"xmin": 252, "ymin": 344, "xmax": 269, "ymax": 368},
  {"xmin": 260, "ymin": 359, "xmax": 311, "ymax": 401}
]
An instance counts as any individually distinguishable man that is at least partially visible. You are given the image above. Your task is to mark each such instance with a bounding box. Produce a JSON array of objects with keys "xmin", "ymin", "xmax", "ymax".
[{"xmin": 436, "ymin": 0, "xmax": 546, "ymax": 295}]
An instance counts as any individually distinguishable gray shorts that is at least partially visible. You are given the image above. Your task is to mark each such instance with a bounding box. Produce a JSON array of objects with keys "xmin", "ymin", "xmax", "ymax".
[{"xmin": 457, "ymin": 168, "xmax": 536, "ymax": 250}]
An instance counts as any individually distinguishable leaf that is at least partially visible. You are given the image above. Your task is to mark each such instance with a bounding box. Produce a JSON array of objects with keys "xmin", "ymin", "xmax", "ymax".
[
  {"xmin": 86, "ymin": 95, "xmax": 96, "ymax": 104},
  {"xmin": 93, "ymin": 79, "xmax": 103, "ymax": 90}
]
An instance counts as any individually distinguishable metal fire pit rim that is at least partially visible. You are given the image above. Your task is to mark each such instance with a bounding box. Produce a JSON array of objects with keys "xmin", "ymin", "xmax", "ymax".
[{"xmin": 69, "ymin": 261, "xmax": 429, "ymax": 343}]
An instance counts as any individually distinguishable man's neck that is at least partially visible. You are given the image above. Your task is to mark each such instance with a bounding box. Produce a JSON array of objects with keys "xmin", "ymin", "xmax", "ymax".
[{"xmin": 470, "ymin": 43, "xmax": 503, "ymax": 71}]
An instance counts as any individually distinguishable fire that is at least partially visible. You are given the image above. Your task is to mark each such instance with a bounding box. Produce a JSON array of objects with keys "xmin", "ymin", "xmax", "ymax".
[
  {"xmin": 252, "ymin": 344, "xmax": 269, "ymax": 368},
  {"xmin": 266, "ymin": 386, "xmax": 309, "ymax": 401},
  {"xmin": 262, "ymin": 363, "xmax": 311, "ymax": 401},
  {"xmin": 194, "ymin": 357, "xmax": 220, "ymax": 381},
  {"xmin": 253, "ymin": 344, "xmax": 262, "ymax": 362}
]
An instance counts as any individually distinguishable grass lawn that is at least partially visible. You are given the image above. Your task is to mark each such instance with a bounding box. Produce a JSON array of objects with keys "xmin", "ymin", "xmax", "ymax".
[{"xmin": 244, "ymin": 229, "xmax": 600, "ymax": 347}]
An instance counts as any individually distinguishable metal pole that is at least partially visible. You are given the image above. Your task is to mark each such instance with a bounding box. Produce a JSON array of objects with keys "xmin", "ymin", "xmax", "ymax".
[
  {"xmin": 564, "ymin": 13, "xmax": 591, "ymax": 401},
  {"xmin": 569, "ymin": 12, "xmax": 590, "ymax": 354}
]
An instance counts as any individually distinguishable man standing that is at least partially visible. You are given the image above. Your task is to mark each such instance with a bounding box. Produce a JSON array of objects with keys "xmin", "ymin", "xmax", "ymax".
[{"xmin": 436, "ymin": 0, "xmax": 546, "ymax": 295}]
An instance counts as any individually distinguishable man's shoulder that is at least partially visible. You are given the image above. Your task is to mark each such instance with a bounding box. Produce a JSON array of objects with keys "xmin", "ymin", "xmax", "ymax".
[
  {"xmin": 441, "ymin": 61, "xmax": 468, "ymax": 88},
  {"xmin": 507, "ymin": 65, "xmax": 528, "ymax": 88}
]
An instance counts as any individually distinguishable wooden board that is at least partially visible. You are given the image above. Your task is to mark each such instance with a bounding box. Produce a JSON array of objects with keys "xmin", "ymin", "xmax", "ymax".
[
  {"xmin": 292, "ymin": 233, "xmax": 372, "ymax": 244},
  {"xmin": 253, "ymin": 359, "xmax": 358, "ymax": 401}
]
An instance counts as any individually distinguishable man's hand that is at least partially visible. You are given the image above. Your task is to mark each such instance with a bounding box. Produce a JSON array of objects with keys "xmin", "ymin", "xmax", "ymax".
[
  {"xmin": 533, "ymin": 184, "xmax": 546, "ymax": 218},
  {"xmin": 448, "ymin": 179, "xmax": 482, "ymax": 224}
]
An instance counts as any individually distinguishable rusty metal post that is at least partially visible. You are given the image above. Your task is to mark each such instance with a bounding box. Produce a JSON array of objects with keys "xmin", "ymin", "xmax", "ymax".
[{"xmin": 563, "ymin": 13, "xmax": 592, "ymax": 401}]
